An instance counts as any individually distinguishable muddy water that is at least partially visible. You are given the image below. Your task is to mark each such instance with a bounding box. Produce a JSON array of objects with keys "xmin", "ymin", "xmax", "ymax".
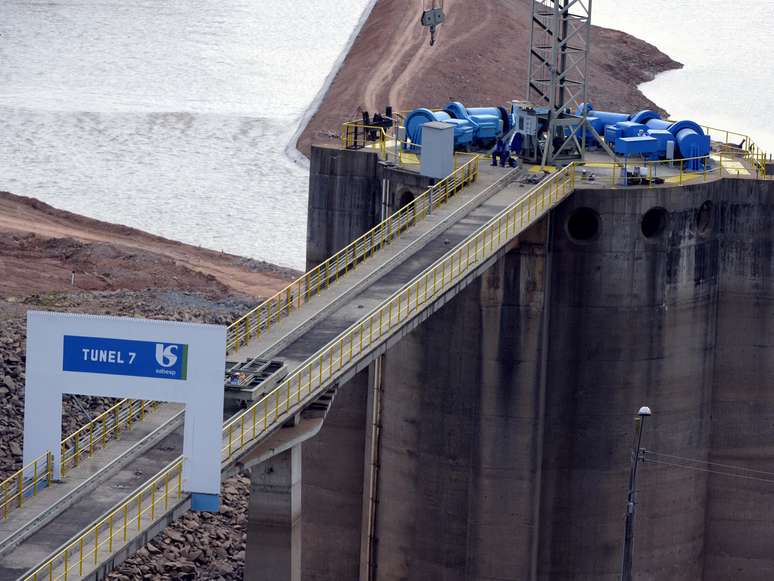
[{"xmin": 0, "ymin": 0, "xmax": 372, "ymax": 269}]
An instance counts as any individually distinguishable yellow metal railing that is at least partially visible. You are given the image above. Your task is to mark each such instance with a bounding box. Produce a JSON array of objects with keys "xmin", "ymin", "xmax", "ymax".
[
  {"xmin": 24, "ymin": 460, "xmax": 183, "ymax": 581},
  {"xmin": 221, "ymin": 164, "xmax": 576, "ymax": 459},
  {"xmin": 579, "ymin": 154, "xmax": 724, "ymax": 188},
  {"xmin": 0, "ymin": 398, "xmax": 158, "ymax": 523},
  {"xmin": 23, "ymin": 166, "xmax": 571, "ymax": 581},
  {"xmin": 60, "ymin": 399, "xmax": 158, "ymax": 476},
  {"xmin": 340, "ymin": 122, "xmax": 388, "ymax": 157},
  {"xmin": 693, "ymin": 124, "xmax": 770, "ymax": 179},
  {"xmin": 0, "ymin": 452, "xmax": 53, "ymax": 521},
  {"xmin": 226, "ymin": 154, "xmax": 481, "ymax": 353}
]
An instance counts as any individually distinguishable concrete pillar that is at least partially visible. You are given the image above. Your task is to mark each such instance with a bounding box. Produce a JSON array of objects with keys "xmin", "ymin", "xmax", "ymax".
[
  {"xmin": 371, "ymin": 230, "xmax": 549, "ymax": 581},
  {"xmin": 306, "ymin": 145, "xmax": 434, "ymax": 271},
  {"xmin": 537, "ymin": 187, "xmax": 718, "ymax": 581},
  {"xmin": 306, "ymin": 145, "xmax": 381, "ymax": 270},
  {"xmin": 301, "ymin": 367, "xmax": 369, "ymax": 581},
  {"xmin": 705, "ymin": 179, "xmax": 774, "ymax": 580},
  {"xmin": 246, "ymin": 447, "xmax": 302, "ymax": 581}
]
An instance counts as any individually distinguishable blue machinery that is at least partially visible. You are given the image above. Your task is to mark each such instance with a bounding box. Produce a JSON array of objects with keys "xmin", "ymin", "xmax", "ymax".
[
  {"xmin": 580, "ymin": 104, "xmax": 711, "ymax": 170},
  {"xmin": 404, "ymin": 102, "xmax": 513, "ymax": 149},
  {"xmin": 404, "ymin": 101, "xmax": 713, "ymax": 171}
]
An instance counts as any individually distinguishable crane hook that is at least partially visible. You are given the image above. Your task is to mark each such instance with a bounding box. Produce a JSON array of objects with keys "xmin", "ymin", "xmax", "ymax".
[{"xmin": 420, "ymin": 2, "xmax": 445, "ymax": 46}]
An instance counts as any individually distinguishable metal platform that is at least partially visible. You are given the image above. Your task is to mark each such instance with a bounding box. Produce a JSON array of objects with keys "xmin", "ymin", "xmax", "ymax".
[{"xmin": 224, "ymin": 357, "xmax": 288, "ymax": 402}]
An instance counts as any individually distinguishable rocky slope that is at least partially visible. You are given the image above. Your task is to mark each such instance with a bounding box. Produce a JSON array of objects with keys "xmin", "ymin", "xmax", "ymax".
[
  {"xmin": 297, "ymin": 0, "xmax": 681, "ymax": 155},
  {"xmin": 0, "ymin": 194, "xmax": 297, "ymax": 578},
  {"xmin": 0, "ymin": 291, "xmax": 257, "ymax": 580}
]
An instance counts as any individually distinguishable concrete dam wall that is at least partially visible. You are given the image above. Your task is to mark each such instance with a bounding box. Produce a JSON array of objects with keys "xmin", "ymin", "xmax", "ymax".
[{"xmin": 247, "ymin": 147, "xmax": 774, "ymax": 580}]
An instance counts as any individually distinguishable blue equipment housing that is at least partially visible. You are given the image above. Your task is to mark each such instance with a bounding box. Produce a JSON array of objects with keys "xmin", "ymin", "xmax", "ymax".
[
  {"xmin": 404, "ymin": 102, "xmax": 513, "ymax": 149},
  {"xmin": 404, "ymin": 108, "xmax": 475, "ymax": 149},
  {"xmin": 577, "ymin": 104, "xmax": 711, "ymax": 170}
]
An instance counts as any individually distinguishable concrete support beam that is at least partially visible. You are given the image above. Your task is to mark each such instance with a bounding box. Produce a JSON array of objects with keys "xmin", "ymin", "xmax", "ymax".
[
  {"xmin": 371, "ymin": 230, "xmax": 549, "ymax": 581},
  {"xmin": 301, "ymin": 367, "xmax": 369, "ymax": 581},
  {"xmin": 246, "ymin": 447, "xmax": 302, "ymax": 581}
]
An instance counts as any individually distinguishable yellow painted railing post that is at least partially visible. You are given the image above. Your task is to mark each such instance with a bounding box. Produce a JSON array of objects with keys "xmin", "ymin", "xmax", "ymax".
[
  {"xmin": 123, "ymin": 504, "xmax": 128, "ymax": 541},
  {"xmin": 47, "ymin": 452, "xmax": 53, "ymax": 488}
]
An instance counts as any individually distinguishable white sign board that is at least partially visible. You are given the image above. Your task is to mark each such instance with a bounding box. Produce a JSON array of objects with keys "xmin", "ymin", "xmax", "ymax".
[{"xmin": 23, "ymin": 311, "xmax": 226, "ymax": 511}]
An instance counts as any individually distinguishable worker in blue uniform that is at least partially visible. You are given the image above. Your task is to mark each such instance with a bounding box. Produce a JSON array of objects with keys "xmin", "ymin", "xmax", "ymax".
[
  {"xmin": 492, "ymin": 139, "xmax": 505, "ymax": 166},
  {"xmin": 510, "ymin": 132, "xmax": 523, "ymax": 156}
]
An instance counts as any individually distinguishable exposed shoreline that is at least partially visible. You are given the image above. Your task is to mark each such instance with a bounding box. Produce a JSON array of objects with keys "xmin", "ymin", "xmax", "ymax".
[
  {"xmin": 285, "ymin": 0, "xmax": 379, "ymax": 169},
  {"xmin": 296, "ymin": 0, "xmax": 682, "ymax": 157},
  {"xmin": 0, "ymin": 191, "xmax": 298, "ymax": 300}
]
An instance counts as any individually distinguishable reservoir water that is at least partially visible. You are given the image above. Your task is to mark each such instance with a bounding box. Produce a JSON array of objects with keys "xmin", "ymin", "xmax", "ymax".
[
  {"xmin": 0, "ymin": 1, "xmax": 770, "ymax": 270},
  {"xmin": 0, "ymin": 0, "xmax": 372, "ymax": 270},
  {"xmin": 594, "ymin": 0, "xmax": 774, "ymax": 151}
]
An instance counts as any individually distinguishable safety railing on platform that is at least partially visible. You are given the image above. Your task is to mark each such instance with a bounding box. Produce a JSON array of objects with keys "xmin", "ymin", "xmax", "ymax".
[
  {"xmin": 341, "ymin": 122, "xmax": 389, "ymax": 157},
  {"xmin": 221, "ymin": 164, "xmax": 576, "ymax": 460},
  {"xmin": 699, "ymin": 124, "xmax": 770, "ymax": 179},
  {"xmin": 23, "ymin": 460, "xmax": 183, "ymax": 581},
  {"xmin": 226, "ymin": 154, "xmax": 481, "ymax": 353},
  {"xmin": 0, "ymin": 452, "xmax": 53, "ymax": 521},
  {"xmin": 577, "ymin": 154, "xmax": 723, "ymax": 188},
  {"xmin": 22, "ymin": 167, "xmax": 568, "ymax": 580},
  {"xmin": 60, "ymin": 399, "xmax": 158, "ymax": 476},
  {"xmin": 0, "ymin": 398, "xmax": 158, "ymax": 524}
]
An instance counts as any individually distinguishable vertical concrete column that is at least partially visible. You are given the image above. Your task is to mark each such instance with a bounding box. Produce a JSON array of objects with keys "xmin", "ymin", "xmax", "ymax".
[
  {"xmin": 370, "ymin": 234, "xmax": 550, "ymax": 581},
  {"xmin": 301, "ymin": 367, "xmax": 369, "ymax": 581},
  {"xmin": 466, "ymin": 227, "xmax": 549, "ymax": 581},
  {"xmin": 306, "ymin": 146, "xmax": 381, "ymax": 270},
  {"xmin": 706, "ymin": 179, "xmax": 774, "ymax": 580},
  {"xmin": 537, "ymin": 188, "xmax": 717, "ymax": 581},
  {"xmin": 374, "ymin": 273, "xmax": 482, "ymax": 581},
  {"xmin": 246, "ymin": 446, "xmax": 302, "ymax": 581}
]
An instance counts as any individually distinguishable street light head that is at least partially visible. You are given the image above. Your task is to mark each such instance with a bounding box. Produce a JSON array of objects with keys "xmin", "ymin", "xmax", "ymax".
[{"xmin": 638, "ymin": 406, "xmax": 652, "ymax": 417}]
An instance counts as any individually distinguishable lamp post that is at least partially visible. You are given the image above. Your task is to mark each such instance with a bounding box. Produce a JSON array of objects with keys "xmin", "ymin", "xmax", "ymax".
[{"xmin": 620, "ymin": 406, "xmax": 651, "ymax": 581}]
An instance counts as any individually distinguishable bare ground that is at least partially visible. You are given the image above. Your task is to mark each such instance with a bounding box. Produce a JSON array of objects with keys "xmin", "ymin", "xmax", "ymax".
[
  {"xmin": 297, "ymin": 0, "xmax": 681, "ymax": 156},
  {"xmin": 0, "ymin": 191, "xmax": 298, "ymax": 300}
]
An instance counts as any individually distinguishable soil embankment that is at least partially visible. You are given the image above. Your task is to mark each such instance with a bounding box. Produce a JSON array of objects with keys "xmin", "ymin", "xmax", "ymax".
[
  {"xmin": 0, "ymin": 191, "xmax": 297, "ymax": 299},
  {"xmin": 298, "ymin": 0, "xmax": 681, "ymax": 155},
  {"xmin": 0, "ymin": 195, "xmax": 297, "ymax": 579}
]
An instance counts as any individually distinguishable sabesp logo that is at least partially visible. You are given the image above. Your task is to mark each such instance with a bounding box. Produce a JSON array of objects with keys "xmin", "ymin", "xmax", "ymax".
[{"xmin": 155, "ymin": 344, "xmax": 179, "ymax": 368}]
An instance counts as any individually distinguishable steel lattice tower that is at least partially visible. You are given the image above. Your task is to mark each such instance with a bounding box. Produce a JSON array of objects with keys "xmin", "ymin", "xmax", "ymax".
[{"xmin": 527, "ymin": 0, "xmax": 593, "ymax": 166}]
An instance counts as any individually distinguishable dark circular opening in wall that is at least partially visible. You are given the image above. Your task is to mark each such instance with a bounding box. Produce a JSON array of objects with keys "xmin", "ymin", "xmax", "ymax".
[
  {"xmin": 696, "ymin": 201, "xmax": 714, "ymax": 235},
  {"xmin": 399, "ymin": 191, "xmax": 415, "ymax": 209},
  {"xmin": 566, "ymin": 207, "xmax": 600, "ymax": 242},
  {"xmin": 641, "ymin": 207, "xmax": 669, "ymax": 239}
]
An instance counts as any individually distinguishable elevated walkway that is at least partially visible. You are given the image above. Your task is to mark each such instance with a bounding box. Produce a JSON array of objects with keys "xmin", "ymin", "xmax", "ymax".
[
  {"xmin": 17, "ymin": 160, "xmax": 546, "ymax": 580},
  {"xmin": 18, "ymin": 141, "xmax": 766, "ymax": 579}
]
